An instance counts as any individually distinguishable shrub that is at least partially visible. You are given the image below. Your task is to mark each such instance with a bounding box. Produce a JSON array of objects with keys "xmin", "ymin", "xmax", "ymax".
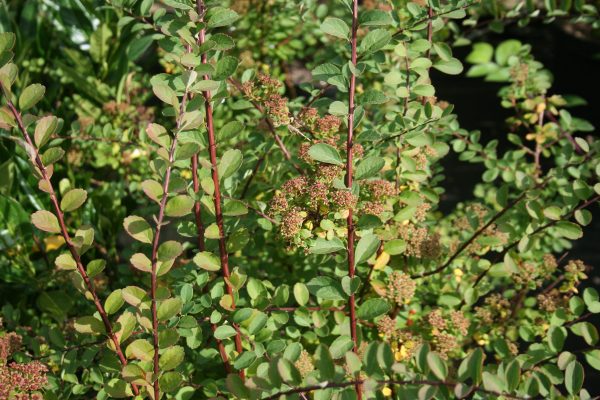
[{"xmin": 0, "ymin": 0, "xmax": 599, "ymax": 399}]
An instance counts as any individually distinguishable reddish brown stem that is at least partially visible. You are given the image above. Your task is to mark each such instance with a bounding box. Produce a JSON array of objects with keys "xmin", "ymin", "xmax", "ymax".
[
  {"xmin": 197, "ymin": 0, "xmax": 244, "ymax": 379},
  {"xmin": 1, "ymin": 88, "xmax": 138, "ymax": 396},
  {"xmin": 149, "ymin": 95, "xmax": 189, "ymax": 399},
  {"xmin": 346, "ymin": 1, "xmax": 361, "ymax": 399},
  {"xmin": 191, "ymin": 154, "xmax": 206, "ymax": 251}
]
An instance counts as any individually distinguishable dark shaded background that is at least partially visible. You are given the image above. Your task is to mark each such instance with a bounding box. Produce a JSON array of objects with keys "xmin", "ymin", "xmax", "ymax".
[
  {"xmin": 434, "ymin": 22, "xmax": 600, "ymax": 391},
  {"xmin": 436, "ymin": 22, "xmax": 600, "ymax": 270}
]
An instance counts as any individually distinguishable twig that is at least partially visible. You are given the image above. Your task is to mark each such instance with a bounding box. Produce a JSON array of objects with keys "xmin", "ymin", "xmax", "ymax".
[
  {"xmin": 412, "ymin": 187, "xmax": 534, "ymax": 279},
  {"xmin": 470, "ymin": 193, "xmax": 600, "ymax": 291},
  {"xmin": 0, "ymin": 84, "xmax": 138, "ymax": 396},
  {"xmin": 202, "ymin": 11, "xmax": 245, "ymax": 380},
  {"xmin": 148, "ymin": 74, "xmax": 192, "ymax": 400},
  {"xmin": 260, "ymin": 378, "xmax": 532, "ymax": 400},
  {"xmin": 228, "ymin": 78, "xmax": 302, "ymax": 174},
  {"xmin": 195, "ymin": 0, "xmax": 232, "ymax": 376},
  {"xmin": 346, "ymin": 1, "xmax": 361, "ymax": 398}
]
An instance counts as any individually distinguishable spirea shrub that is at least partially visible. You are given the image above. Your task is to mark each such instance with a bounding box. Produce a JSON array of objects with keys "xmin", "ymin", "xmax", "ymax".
[{"xmin": 0, "ymin": 0, "xmax": 599, "ymax": 399}]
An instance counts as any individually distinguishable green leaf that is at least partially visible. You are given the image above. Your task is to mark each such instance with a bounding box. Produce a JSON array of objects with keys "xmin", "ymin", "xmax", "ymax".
[
  {"xmin": 234, "ymin": 351, "xmax": 257, "ymax": 370},
  {"xmin": 359, "ymin": 10, "xmax": 393, "ymax": 26},
  {"xmin": 355, "ymin": 156, "xmax": 384, "ymax": 179},
  {"xmin": 584, "ymin": 350, "xmax": 600, "ymax": 371},
  {"xmin": 121, "ymin": 286, "xmax": 148, "ymax": 308},
  {"xmin": 308, "ymin": 143, "xmax": 343, "ymax": 165},
  {"xmin": 127, "ymin": 35, "xmax": 153, "ymax": 61},
  {"xmin": 152, "ymin": 82, "xmax": 176, "ymax": 106},
  {"xmin": 466, "ymin": 42, "xmax": 494, "ymax": 64},
  {"xmin": 357, "ymin": 298, "xmax": 390, "ymax": 320},
  {"xmin": 165, "ymin": 195, "xmax": 194, "ymax": 217},
  {"xmin": 223, "ymin": 199, "xmax": 248, "ymax": 216},
  {"xmin": 41, "ymin": 147, "xmax": 65, "ymax": 165},
  {"xmin": 214, "ymin": 325, "xmax": 237, "ymax": 340},
  {"xmin": 122, "ymin": 364, "xmax": 146, "ymax": 385},
  {"xmin": 505, "ymin": 360, "xmax": 521, "ymax": 392},
  {"xmin": 104, "ymin": 378, "xmax": 133, "ymax": 398},
  {"xmin": 123, "ymin": 215, "xmax": 153, "ymax": 244},
  {"xmin": 60, "ymin": 188, "xmax": 87, "ymax": 212},
  {"xmin": 55, "ymin": 253, "xmax": 76, "ymax": 270},
  {"xmin": 413, "ymin": 84, "xmax": 435, "ymax": 97},
  {"xmin": 105, "ymin": 290, "xmax": 124, "ymax": 315},
  {"xmin": 330, "ymin": 336, "xmax": 354, "ymax": 359},
  {"xmin": 293, "ymin": 283, "xmax": 309, "ymax": 306},
  {"xmin": 126, "ymin": 339, "xmax": 154, "ymax": 361},
  {"xmin": 565, "ymin": 360, "xmax": 584, "ymax": 395},
  {"xmin": 31, "ymin": 210, "xmax": 60, "ymax": 233},
  {"xmin": 427, "ymin": 352, "xmax": 448, "ymax": 380},
  {"xmin": 130, "ymin": 253, "xmax": 151, "ymax": 273},
  {"xmin": 90, "ymin": 24, "xmax": 112, "ymax": 63},
  {"xmin": 328, "ymin": 100, "xmax": 348, "ymax": 116},
  {"xmin": 141, "ymin": 179, "xmax": 163, "ymax": 203},
  {"xmin": 158, "ymin": 240, "xmax": 183, "ymax": 261},
  {"xmin": 359, "ymin": 29, "xmax": 391, "ymax": 54},
  {"xmin": 219, "ymin": 121, "xmax": 244, "ymax": 141},
  {"xmin": 543, "ymin": 206, "xmax": 562, "ymax": 220},
  {"xmin": 312, "ymin": 63, "xmax": 341, "ymax": 81},
  {"xmin": 320, "ymin": 17, "xmax": 350, "ymax": 40},
  {"xmin": 226, "ymin": 373, "xmax": 249, "ymax": 398},
  {"xmin": 74, "ymin": 316, "xmax": 106, "ymax": 335},
  {"xmin": 433, "ymin": 58, "xmax": 463, "ymax": 75},
  {"xmin": 548, "ymin": 326, "xmax": 567, "ymax": 353},
  {"xmin": 36, "ymin": 291, "xmax": 73, "ymax": 320},
  {"xmin": 458, "ymin": 348, "xmax": 484, "ymax": 384},
  {"xmin": 212, "ymin": 33, "xmax": 235, "ymax": 51},
  {"xmin": 314, "ymin": 345, "xmax": 335, "ymax": 380},
  {"xmin": 495, "ymin": 39, "xmax": 522, "ymax": 66},
  {"xmin": 555, "ymin": 221, "xmax": 583, "ymax": 240},
  {"xmin": 355, "ymin": 234, "xmax": 379, "ymax": 265},
  {"xmin": 482, "ymin": 371, "xmax": 503, "ymax": 393},
  {"xmin": 383, "ymin": 239, "xmax": 406, "ymax": 255},
  {"xmin": 214, "ymin": 56, "xmax": 239, "ymax": 80},
  {"xmin": 207, "ymin": 8, "xmax": 240, "ymax": 28},
  {"xmin": 193, "ymin": 251, "xmax": 221, "ymax": 271},
  {"xmin": 584, "ymin": 288, "xmax": 599, "ymax": 309},
  {"xmin": 34, "ymin": 116, "xmax": 58, "ymax": 148},
  {"xmin": 0, "ymin": 32, "xmax": 16, "ymax": 54},
  {"xmin": 359, "ymin": 90, "xmax": 388, "ymax": 105},
  {"xmin": 19, "ymin": 83, "xmax": 45, "ymax": 110},
  {"xmin": 159, "ymin": 346, "xmax": 184, "ymax": 371},
  {"xmin": 307, "ymin": 276, "xmax": 345, "ymax": 300},
  {"xmin": 218, "ymin": 149, "xmax": 243, "ymax": 179},
  {"xmin": 158, "ymin": 298, "xmax": 182, "ymax": 321},
  {"xmin": 309, "ymin": 237, "xmax": 345, "ymax": 254},
  {"xmin": 146, "ymin": 123, "xmax": 170, "ymax": 148},
  {"xmin": 87, "ymin": 259, "xmax": 106, "ymax": 278}
]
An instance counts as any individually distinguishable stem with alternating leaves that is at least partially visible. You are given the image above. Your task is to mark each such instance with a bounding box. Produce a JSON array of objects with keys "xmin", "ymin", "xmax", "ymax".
[
  {"xmin": 197, "ymin": 0, "xmax": 244, "ymax": 379},
  {"xmin": 1, "ymin": 85, "xmax": 138, "ymax": 396},
  {"xmin": 346, "ymin": 1, "xmax": 361, "ymax": 398}
]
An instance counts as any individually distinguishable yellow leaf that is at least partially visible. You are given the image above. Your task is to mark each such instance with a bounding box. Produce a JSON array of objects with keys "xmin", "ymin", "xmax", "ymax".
[
  {"xmin": 44, "ymin": 235, "xmax": 65, "ymax": 251},
  {"xmin": 373, "ymin": 251, "xmax": 390, "ymax": 270}
]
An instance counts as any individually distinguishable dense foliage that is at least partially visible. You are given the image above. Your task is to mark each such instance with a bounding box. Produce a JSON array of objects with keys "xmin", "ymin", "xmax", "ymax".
[{"xmin": 1, "ymin": 0, "xmax": 599, "ymax": 399}]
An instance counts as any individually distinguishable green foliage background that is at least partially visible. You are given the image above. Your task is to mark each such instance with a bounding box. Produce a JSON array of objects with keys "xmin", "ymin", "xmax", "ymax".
[{"xmin": 0, "ymin": 0, "xmax": 599, "ymax": 399}]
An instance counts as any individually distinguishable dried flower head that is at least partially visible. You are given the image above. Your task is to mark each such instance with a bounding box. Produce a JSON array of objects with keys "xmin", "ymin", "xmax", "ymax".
[
  {"xmin": 295, "ymin": 350, "xmax": 314, "ymax": 377},
  {"xmin": 385, "ymin": 271, "xmax": 416, "ymax": 305},
  {"xmin": 450, "ymin": 310, "xmax": 470, "ymax": 336},
  {"xmin": 377, "ymin": 315, "xmax": 397, "ymax": 339}
]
